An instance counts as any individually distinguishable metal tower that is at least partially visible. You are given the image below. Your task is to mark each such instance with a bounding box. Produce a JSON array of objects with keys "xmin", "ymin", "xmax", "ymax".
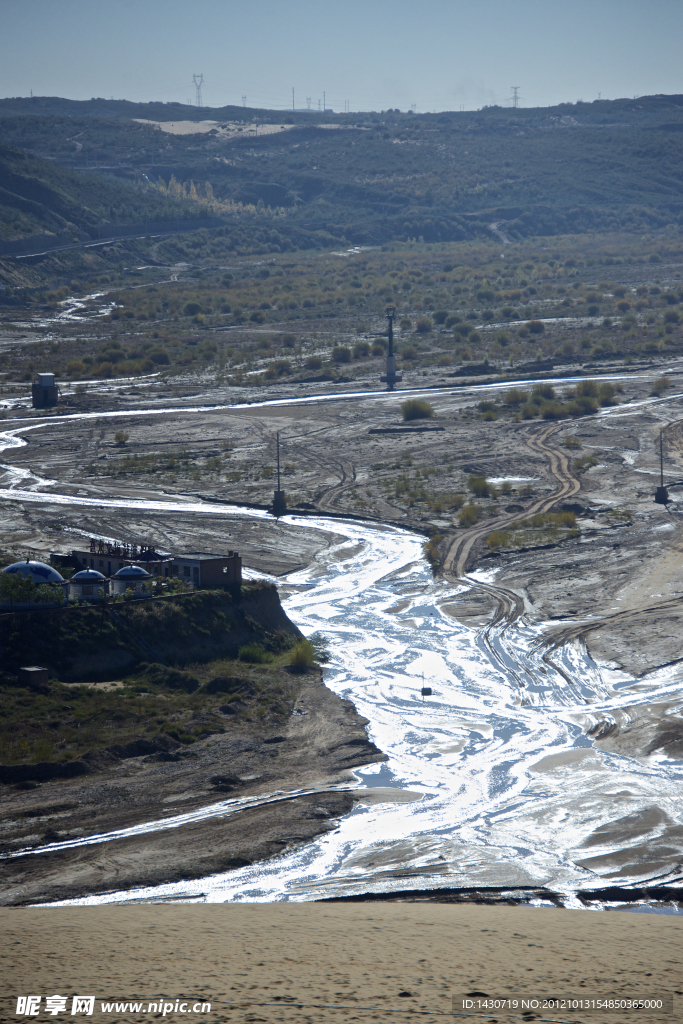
[
  {"xmin": 511, "ymin": 86, "xmax": 520, "ymax": 109},
  {"xmin": 193, "ymin": 74, "xmax": 204, "ymax": 107},
  {"xmin": 380, "ymin": 305, "xmax": 402, "ymax": 390}
]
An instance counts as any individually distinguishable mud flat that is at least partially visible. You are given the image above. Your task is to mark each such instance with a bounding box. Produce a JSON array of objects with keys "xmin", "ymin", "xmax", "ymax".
[{"xmin": 1, "ymin": 902, "xmax": 681, "ymax": 1024}]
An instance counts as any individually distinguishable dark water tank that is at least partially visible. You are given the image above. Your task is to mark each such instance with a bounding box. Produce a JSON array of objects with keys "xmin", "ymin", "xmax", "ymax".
[{"xmin": 32, "ymin": 373, "xmax": 58, "ymax": 409}]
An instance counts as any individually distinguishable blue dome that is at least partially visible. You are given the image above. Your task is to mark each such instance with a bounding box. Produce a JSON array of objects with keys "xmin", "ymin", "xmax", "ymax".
[
  {"xmin": 71, "ymin": 569, "xmax": 106, "ymax": 582},
  {"xmin": 2, "ymin": 560, "xmax": 64, "ymax": 584},
  {"xmin": 113, "ymin": 565, "xmax": 151, "ymax": 578}
]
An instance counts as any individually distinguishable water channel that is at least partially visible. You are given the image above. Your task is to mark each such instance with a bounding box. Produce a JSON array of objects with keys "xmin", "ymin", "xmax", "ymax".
[{"xmin": 1, "ymin": 379, "xmax": 682, "ymax": 907}]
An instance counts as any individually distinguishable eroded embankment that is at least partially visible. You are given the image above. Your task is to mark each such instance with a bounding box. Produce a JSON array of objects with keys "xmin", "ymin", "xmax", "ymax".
[{"xmin": 0, "ymin": 585, "xmax": 386, "ymax": 905}]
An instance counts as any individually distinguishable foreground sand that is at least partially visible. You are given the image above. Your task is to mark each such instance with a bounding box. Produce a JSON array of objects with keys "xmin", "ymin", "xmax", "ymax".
[{"xmin": 1, "ymin": 903, "xmax": 681, "ymax": 1023}]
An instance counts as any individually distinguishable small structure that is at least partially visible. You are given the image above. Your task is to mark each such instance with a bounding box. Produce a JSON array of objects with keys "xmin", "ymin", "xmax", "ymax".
[
  {"xmin": 110, "ymin": 564, "xmax": 153, "ymax": 597},
  {"xmin": 18, "ymin": 666, "xmax": 49, "ymax": 688},
  {"xmin": 2, "ymin": 559, "xmax": 64, "ymax": 584},
  {"xmin": 380, "ymin": 305, "xmax": 402, "ymax": 390},
  {"xmin": 171, "ymin": 552, "xmax": 242, "ymax": 587},
  {"xmin": 70, "ymin": 542, "xmax": 172, "ymax": 577},
  {"xmin": 31, "ymin": 373, "xmax": 59, "ymax": 409},
  {"xmin": 67, "ymin": 569, "xmax": 107, "ymax": 602}
]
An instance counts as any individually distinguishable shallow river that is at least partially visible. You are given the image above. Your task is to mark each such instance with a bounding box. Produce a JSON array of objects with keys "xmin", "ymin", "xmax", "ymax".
[{"xmin": 23, "ymin": 506, "xmax": 680, "ymax": 907}]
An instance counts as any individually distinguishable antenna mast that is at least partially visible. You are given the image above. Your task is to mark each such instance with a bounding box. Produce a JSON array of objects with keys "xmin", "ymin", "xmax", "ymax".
[{"xmin": 193, "ymin": 74, "xmax": 204, "ymax": 107}]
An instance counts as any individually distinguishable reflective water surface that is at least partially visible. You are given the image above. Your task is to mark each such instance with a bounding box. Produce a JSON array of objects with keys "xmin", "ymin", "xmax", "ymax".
[{"xmin": 36, "ymin": 510, "xmax": 683, "ymax": 906}]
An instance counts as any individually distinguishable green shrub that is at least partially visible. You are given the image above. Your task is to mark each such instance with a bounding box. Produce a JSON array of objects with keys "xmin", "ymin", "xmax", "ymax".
[
  {"xmin": 238, "ymin": 643, "xmax": 272, "ymax": 664},
  {"xmin": 468, "ymin": 474, "xmax": 490, "ymax": 497},
  {"xmin": 288, "ymin": 639, "xmax": 316, "ymax": 672},
  {"xmin": 401, "ymin": 399, "xmax": 434, "ymax": 421},
  {"xmin": 487, "ymin": 530, "xmax": 512, "ymax": 550},
  {"xmin": 415, "ymin": 317, "xmax": 433, "ymax": 334},
  {"xmin": 503, "ymin": 388, "xmax": 527, "ymax": 406},
  {"xmin": 332, "ymin": 345, "xmax": 352, "ymax": 363},
  {"xmin": 305, "ymin": 355, "xmax": 322, "ymax": 370},
  {"xmin": 458, "ymin": 503, "xmax": 479, "ymax": 527},
  {"xmin": 562, "ymin": 435, "xmax": 582, "ymax": 449},
  {"xmin": 423, "ymin": 533, "xmax": 442, "ymax": 569},
  {"xmin": 433, "ymin": 310, "xmax": 448, "ymax": 324}
]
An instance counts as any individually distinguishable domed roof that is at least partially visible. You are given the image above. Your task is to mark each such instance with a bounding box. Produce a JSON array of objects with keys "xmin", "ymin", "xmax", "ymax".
[
  {"xmin": 113, "ymin": 564, "xmax": 151, "ymax": 578},
  {"xmin": 71, "ymin": 569, "xmax": 106, "ymax": 582},
  {"xmin": 2, "ymin": 560, "xmax": 64, "ymax": 583}
]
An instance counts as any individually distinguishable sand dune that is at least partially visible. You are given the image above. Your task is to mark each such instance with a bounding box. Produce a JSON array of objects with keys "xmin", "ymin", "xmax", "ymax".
[{"xmin": 2, "ymin": 903, "xmax": 680, "ymax": 1022}]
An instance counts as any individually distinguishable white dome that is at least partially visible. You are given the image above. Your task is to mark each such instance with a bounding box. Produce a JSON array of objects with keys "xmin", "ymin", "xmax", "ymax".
[{"xmin": 2, "ymin": 560, "xmax": 64, "ymax": 584}]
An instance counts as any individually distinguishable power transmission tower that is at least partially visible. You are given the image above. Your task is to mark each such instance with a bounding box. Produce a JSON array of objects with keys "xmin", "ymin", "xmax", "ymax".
[
  {"xmin": 318, "ymin": 98, "xmax": 321, "ymax": 111},
  {"xmin": 323, "ymin": 91, "xmax": 326, "ymax": 112},
  {"xmin": 193, "ymin": 74, "xmax": 204, "ymax": 107},
  {"xmin": 511, "ymin": 86, "xmax": 520, "ymax": 108},
  {"xmin": 292, "ymin": 87, "xmax": 295, "ymax": 111},
  {"xmin": 242, "ymin": 95, "xmax": 247, "ymax": 107},
  {"xmin": 306, "ymin": 97, "xmax": 311, "ymax": 110}
]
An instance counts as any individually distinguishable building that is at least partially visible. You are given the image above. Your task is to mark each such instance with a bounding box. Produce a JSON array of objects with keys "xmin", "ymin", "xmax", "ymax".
[
  {"xmin": 67, "ymin": 569, "xmax": 107, "ymax": 602},
  {"xmin": 109, "ymin": 565, "xmax": 153, "ymax": 596},
  {"xmin": 32, "ymin": 373, "xmax": 59, "ymax": 409},
  {"xmin": 69, "ymin": 541, "xmax": 172, "ymax": 578},
  {"xmin": 171, "ymin": 552, "xmax": 242, "ymax": 588},
  {"xmin": 57, "ymin": 540, "xmax": 242, "ymax": 590}
]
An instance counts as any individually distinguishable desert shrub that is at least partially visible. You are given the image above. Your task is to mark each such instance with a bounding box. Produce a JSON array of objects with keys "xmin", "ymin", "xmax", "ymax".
[
  {"xmin": 562, "ymin": 435, "xmax": 582, "ymax": 449},
  {"xmin": 288, "ymin": 639, "xmax": 316, "ymax": 672},
  {"xmin": 487, "ymin": 530, "xmax": 512, "ymax": 550},
  {"xmin": 114, "ymin": 431, "xmax": 129, "ymax": 445},
  {"xmin": 184, "ymin": 301, "xmax": 201, "ymax": 315},
  {"xmin": 433, "ymin": 310, "xmax": 448, "ymax": 324},
  {"xmin": 305, "ymin": 355, "xmax": 322, "ymax": 370},
  {"xmin": 651, "ymin": 375, "xmax": 672, "ymax": 396},
  {"xmin": 521, "ymin": 403, "xmax": 539, "ymax": 419},
  {"xmin": 332, "ymin": 345, "xmax": 352, "ymax": 363},
  {"xmin": 423, "ymin": 533, "xmax": 442, "ymax": 569},
  {"xmin": 575, "ymin": 380, "xmax": 599, "ymax": 398},
  {"xmin": 573, "ymin": 454, "xmax": 599, "ymax": 473},
  {"xmin": 458, "ymin": 503, "xmax": 479, "ymax": 527},
  {"xmin": 598, "ymin": 383, "xmax": 618, "ymax": 406},
  {"xmin": 353, "ymin": 341, "xmax": 370, "ymax": 358},
  {"xmin": 467, "ymin": 474, "xmax": 490, "ymax": 497},
  {"xmin": 415, "ymin": 317, "xmax": 433, "ymax": 334},
  {"xmin": 401, "ymin": 399, "xmax": 434, "ymax": 421},
  {"xmin": 540, "ymin": 402, "xmax": 565, "ymax": 420},
  {"xmin": 503, "ymin": 388, "xmax": 527, "ymax": 406},
  {"xmin": 532, "ymin": 383, "xmax": 555, "ymax": 401},
  {"xmin": 528, "ymin": 320, "xmax": 545, "ymax": 334}
]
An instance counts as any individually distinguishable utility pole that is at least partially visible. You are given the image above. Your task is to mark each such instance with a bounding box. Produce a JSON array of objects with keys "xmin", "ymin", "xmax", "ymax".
[
  {"xmin": 318, "ymin": 98, "xmax": 321, "ymax": 111},
  {"xmin": 655, "ymin": 428, "xmax": 669, "ymax": 504},
  {"xmin": 323, "ymin": 91, "xmax": 326, "ymax": 112},
  {"xmin": 511, "ymin": 86, "xmax": 520, "ymax": 108},
  {"xmin": 380, "ymin": 305, "xmax": 402, "ymax": 391},
  {"xmin": 272, "ymin": 432, "xmax": 286, "ymax": 517},
  {"xmin": 306, "ymin": 96, "xmax": 311, "ymax": 110},
  {"xmin": 193, "ymin": 74, "xmax": 204, "ymax": 107}
]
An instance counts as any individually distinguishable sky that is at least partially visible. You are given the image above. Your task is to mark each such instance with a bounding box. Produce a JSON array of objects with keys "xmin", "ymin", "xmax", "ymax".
[{"xmin": 2, "ymin": 0, "xmax": 683, "ymax": 114}]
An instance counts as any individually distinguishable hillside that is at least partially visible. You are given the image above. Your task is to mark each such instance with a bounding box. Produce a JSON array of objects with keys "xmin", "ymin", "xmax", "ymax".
[
  {"xmin": 1, "ymin": 93, "xmax": 683, "ymax": 252},
  {"xmin": 0, "ymin": 143, "xmax": 206, "ymax": 246}
]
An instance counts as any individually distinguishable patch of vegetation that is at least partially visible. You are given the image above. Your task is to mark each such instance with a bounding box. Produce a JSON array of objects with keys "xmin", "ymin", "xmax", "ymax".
[
  {"xmin": 401, "ymin": 398, "xmax": 434, "ymax": 421},
  {"xmin": 487, "ymin": 511, "xmax": 579, "ymax": 551}
]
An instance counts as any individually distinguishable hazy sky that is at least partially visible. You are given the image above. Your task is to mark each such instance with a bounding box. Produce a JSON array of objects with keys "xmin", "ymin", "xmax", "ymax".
[{"xmin": 2, "ymin": 0, "xmax": 683, "ymax": 113}]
